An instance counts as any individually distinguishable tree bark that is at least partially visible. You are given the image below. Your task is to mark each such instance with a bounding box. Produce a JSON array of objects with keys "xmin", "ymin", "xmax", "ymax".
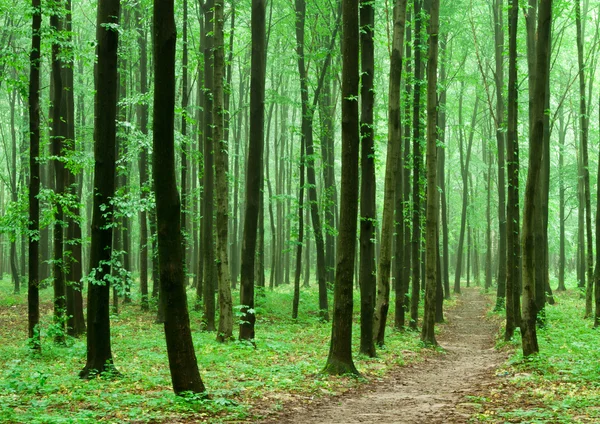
[
  {"xmin": 152, "ymin": 0, "xmax": 205, "ymax": 394},
  {"xmin": 421, "ymin": 0, "xmax": 439, "ymax": 346},
  {"xmin": 521, "ymin": 0, "xmax": 552, "ymax": 357},
  {"xmin": 213, "ymin": 0, "xmax": 234, "ymax": 342},
  {"xmin": 358, "ymin": 0, "xmax": 377, "ymax": 357},
  {"xmin": 80, "ymin": 0, "xmax": 120, "ymax": 378},
  {"xmin": 374, "ymin": 0, "xmax": 407, "ymax": 346},
  {"xmin": 323, "ymin": 0, "xmax": 359, "ymax": 376},
  {"xmin": 28, "ymin": 0, "xmax": 42, "ymax": 351},
  {"xmin": 239, "ymin": 0, "xmax": 266, "ymax": 342}
]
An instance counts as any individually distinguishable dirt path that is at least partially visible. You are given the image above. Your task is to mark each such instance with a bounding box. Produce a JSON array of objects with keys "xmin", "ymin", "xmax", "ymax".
[{"xmin": 267, "ymin": 287, "xmax": 508, "ymax": 424}]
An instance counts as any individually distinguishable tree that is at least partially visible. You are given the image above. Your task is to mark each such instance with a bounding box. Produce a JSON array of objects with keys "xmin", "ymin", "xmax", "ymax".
[
  {"xmin": 358, "ymin": 0, "xmax": 376, "ymax": 358},
  {"xmin": 323, "ymin": 0, "xmax": 359, "ymax": 376},
  {"xmin": 521, "ymin": 0, "xmax": 552, "ymax": 357},
  {"xmin": 504, "ymin": 0, "xmax": 521, "ymax": 341},
  {"xmin": 421, "ymin": 0, "xmax": 439, "ymax": 346},
  {"xmin": 373, "ymin": 0, "xmax": 408, "ymax": 347},
  {"xmin": 239, "ymin": 0, "xmax": 266, "ymax": 342},
  {"xmin": 213, "ymin": 0, "xmax": 234, "ymax": 342},
  {"xmin": 28, "ymin": 0, "xmax": 42, "ymax": 351},
  {"xmin": 80, "ymin": 0, "xmax": 121, "ymax": 378},
  {"xmin": 152, "ymin": 0, "xmax": 206, "ymax": 395}
]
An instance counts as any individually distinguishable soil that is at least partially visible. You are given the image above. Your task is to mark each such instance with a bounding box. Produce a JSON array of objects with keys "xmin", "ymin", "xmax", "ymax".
[{"xmin": 262, "ymin": 287, "xmax": 509, "ymax": 424}]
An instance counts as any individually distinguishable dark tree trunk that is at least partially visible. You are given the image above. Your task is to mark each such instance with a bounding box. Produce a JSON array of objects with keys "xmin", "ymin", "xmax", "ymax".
[
  {"xmin": 80, "ymin": 0, "xmax": 120, "ymax": 378},
  {"xmin": 410, "ymin": 0, "xmax": 423, "ymax": 330},
  {"xmin": 136, "ymin": 5, "xmax": 149, "ymax": 311},
  {"xmin": 505, "ymin": 0, "xmax": 522, "ymax": 339},
  {"xmin": 359, "ymin": 0, "xmax": 376, "ymax": 357},
  {"xmin": 374, "ymin": 0, "xmax": 407, "ymax": 346},
  {"xmin": 521, "ymin": 0, "xmax": 552, "ymax": 357},
  {"xmin": 493, "ymin": 0, "xmax": 507, "ymax": 311},
  {"xmin": 28, "ymin": 0, "xmax": 42, "ymax": 351},
  {"xmin": 323, "ymin": 0, "xmax": 359, "ymax": 376},
  {"xmin": 202, "ymin": 0, "xmax": 216, "ymax": 332},
  {"xmin": 213, "ymin": 0, "xmax": 234, "ymax": 342},
  {"xmin": 50, "ymin": 4, "xmax": 67, "ymax": 344},
  {"xmin": 239, "ymin": 0, "xmax": 266, "ymax": 342},
  {"xmin": 421, "ymin": 0, "xmax": 439, "ymax": 346},
  {"xmin": 575, "ymin": 0, "xmax": 594, "ymax": 318},
  {"xmin": 556, "ymin": 107, "xmax": 567, "ymax": 292}
]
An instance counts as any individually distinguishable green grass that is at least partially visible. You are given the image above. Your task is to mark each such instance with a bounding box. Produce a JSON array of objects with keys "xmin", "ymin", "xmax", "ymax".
[
  {"xmin": 472, "ymin": 280, "xmax": 600, "ymax": 423},
  {"xmin": 0, "ymin": 276, "xmax": 433, "ymax": 423}
]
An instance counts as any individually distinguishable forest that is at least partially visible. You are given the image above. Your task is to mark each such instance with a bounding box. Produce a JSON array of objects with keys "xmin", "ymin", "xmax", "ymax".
[{"xmin": 1, "ymin": 0, "xmax": 600, "ymax": 422}]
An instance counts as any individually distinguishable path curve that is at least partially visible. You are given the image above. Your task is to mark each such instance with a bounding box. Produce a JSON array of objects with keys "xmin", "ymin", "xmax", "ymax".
[{"xmin": 266, "ymin": 287, "xmax": 507, "ymax": 424}]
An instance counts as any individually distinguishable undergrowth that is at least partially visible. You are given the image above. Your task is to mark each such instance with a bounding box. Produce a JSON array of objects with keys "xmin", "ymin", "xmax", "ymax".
[
  {"xmin": 472, "ymin": 279, "xmax": 600, "ymax": 423},
  {"xmin": 0, "ymin": 277, "xmax": 436, "ymax": 423}
]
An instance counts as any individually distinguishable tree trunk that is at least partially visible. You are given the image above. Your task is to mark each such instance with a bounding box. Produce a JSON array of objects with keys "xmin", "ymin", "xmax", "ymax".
[
  {"xmin": 136, "ymin": 5, "xmax": 149, "ymax": 311},
  {"xmin": 505, "ymin": 0, "xmax": 521, "ymax": 343},
  {"xmin": 521, "ymin": 0, "xmax": 552, "ymax": 357},
  {"xmin": 213, "ymin": 0, "xmax": 234, "ymax": 342},
  {"xmin": 410, "ymin": 0, "xmax": 423, "ymax": 330},
  {"xmin": 359, "ymin": 0, "xmax": 377, "ymax": 357},
  {"xmin": 575, "ymin": 0, "xmax": 594, "ymax": 318},
  {"xmin": 152, "ymin": 0, "xmax": 205, "ymax": 394},
  {"xmin": 28, "ymin": 0, "xmax": 42, "ymax": 351},
  {"xmin": 374, "ymin": 0, "xmax": 407, "ymax": 347},
  {"xmin": 323, "ymin": 0, "xmax": 359, "ymax": 376},
  {"xmin": 421, "ymin": 0, "xmax": 439, "ymax": 346},
  {"xmin": 493, "ymin": 0, "xmax": 507, "ymax": 311},
  {"xmin": 80, "ymin": 0, "xmax": 120, "ymax": 378},
  {"xmin": 239, "ymin": 0, "xmax": 266, "ymax": 342}
]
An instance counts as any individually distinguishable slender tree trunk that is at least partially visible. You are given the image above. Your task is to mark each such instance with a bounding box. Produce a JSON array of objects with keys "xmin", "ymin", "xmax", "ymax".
[
  {"xmin": 50, "ymin": 5, "xmax": 67, "ymax": 344},
  {"xmin": 421, "ymin": 0, "xmax": 439, "ymax": 346},
  {"xmin": 505, "ymin": 0, "xmax": 522, "ymax": 340},
  {"xmin": 152, "ymin": 0, "xmax": 205, "ymax": 393},
  {"xmin": 521, "ymin": 0, "xmax": 552, "ymax": 357},
  {"xmin": 80, "ymin": 0, "xmax": 120, "ymax": 378},
  {"xmin": 359, "ymin": 0, "xmax": 377, "ymax": 357},
  {"xmin": 410, "ymin": 0, "xmax": 424, "ymax": 330},
  {"xmin": 28, "ymin": 0, "xmax": 42, "ymax": 351},
  {"xmin": 557, "ymin": 107, "xmax": 567, "ymax": 292},
  {"xmin": 493, "ymin": 0, "xmax": 507, "ymax": 311},
  {"xmin": 323, "ymin": 0, "xmax": 359, "ymax": 376},
  {"xmin": 136, "ymin": 6, "xmax": 149, "ymax": 311},
  {"xmin": 374, "ymin": 0, "xmax": 407, "ymax": 346},
  {"xmin": 213, "ymin": 0, "xmax": 233, "ymax": 342},
  {"xmin": 575, "ymin": 0, "xmax": 594, "ymax": 318},
  {"xmin": 239, "ymin": 0, "xmax": 266, "ymax": 342}
]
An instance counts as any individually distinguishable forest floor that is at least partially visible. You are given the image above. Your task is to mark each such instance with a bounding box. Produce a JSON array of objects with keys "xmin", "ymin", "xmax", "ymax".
[{"xmin": 259, "ymin": 287, "xmax": 510, "ymax": 424}]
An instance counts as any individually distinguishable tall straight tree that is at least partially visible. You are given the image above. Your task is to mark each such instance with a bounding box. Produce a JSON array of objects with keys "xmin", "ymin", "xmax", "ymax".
[
  {"xmin": 80, "ymin": 0, "xmax": 120, "ymax": 378},
  {"xmin": 28, "ymin": 0, "xmax": 42, "ymax": 351},
  {"xmin": 213, "ymin": 0, "xmax": 234, "ymax": 342},
  {"xmin": 504, "ymin": 0, "xmax": 521, "ymax": 341},
  {"xmin": 421, "ymin": 0, "xmax": 439, "ymax": 346},
  {"xmin": 575, "ymin": 0, "xmax": 594, "ymax": 318},
  {"xmin": 136, "ymin": 4, "xmax": 149, "ymax": 311},
  {"xmin": 50, "ymin": 0, "xmax": 67, "ymax": 344},
  {"xmin": 358, "ymin": 0, "xmax": 376, "ymax": 358},
  {"xmin": 323, "ymin": 0, "xmax": 359, "ymax": 376},
  {"xmin": 410, "ymin": 0, "xmax": 424, "ymax": 329},
  {"xmin": 373, "ymin": 0, "xmax": 407, "ymax": 346},
  {"xmin": 239, "ymin": 0, "xmax": 266, "ymax": 342},
  {"xmin": 152, "ymin": 0, "xmax": 206, "ymax": 394},
  {"xmin": 493, "ymin": 0, "xmax": 507, "ymax": 311},
  {"xmin": 521, "ymin": 0, "xmax": 552, "ymax": 357}
]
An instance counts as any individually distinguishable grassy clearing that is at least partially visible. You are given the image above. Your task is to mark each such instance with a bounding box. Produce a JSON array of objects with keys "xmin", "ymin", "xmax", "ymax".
[
  {"xmin": 472, "ymin": 282, "xmax": 600, "ymax": 423},
  {"xmin": 0, "ymin": 278, "xmax": 441, "ymax": 423}
]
